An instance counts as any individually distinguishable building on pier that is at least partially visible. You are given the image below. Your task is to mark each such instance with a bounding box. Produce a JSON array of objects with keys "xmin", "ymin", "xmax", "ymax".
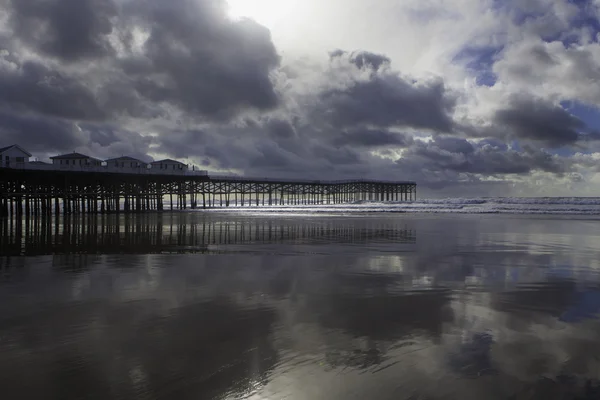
[
  {"xmin": 50, "ymin": 152, "xmax": 103, "ymax": 168},
  {"xmin": 0, "ymin": 144, "xmax": 31, "ymax": 168},
  {"xmin": 150, "ymin": 159, "xmax": 188, "ymax": 173},
  {"xmin": 105, "ymin": 156, "xmax": 149, "ymax": 172}
]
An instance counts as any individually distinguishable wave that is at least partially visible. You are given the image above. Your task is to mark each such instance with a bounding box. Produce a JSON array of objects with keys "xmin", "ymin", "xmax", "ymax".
[
  {"xmin": 373, "ymin": 197, "xmax": 600, "ymax": 206},
  {"xmin": 202, "ymin": 197, "xmax": 600, "ymax": 216}
]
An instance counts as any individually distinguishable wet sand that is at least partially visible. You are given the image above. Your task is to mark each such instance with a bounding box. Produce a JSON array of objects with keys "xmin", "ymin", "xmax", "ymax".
[{"xmin": 1, "ymin": 213, "xmax": 600, "ymax": 399}]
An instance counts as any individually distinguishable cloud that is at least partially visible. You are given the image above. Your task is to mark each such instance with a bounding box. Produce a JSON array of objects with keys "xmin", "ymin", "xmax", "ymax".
[
  {"xmin": 0, "ymin": 109, "xmax": 83, "ymax": 153},
  {"xmin": 1, "ymin": 0, "xmax": 281, "ymax": 121},
  {"xmin": 1, "ymin": 0, "xmax": 600, "ymax": 194},
  {"xmin": 0, "ymin": 60, "xmax": 107, "ymax": 120},
  {"xmin": 119, "ymin": 0, "xmax": 281, "ymax": 120},
  {"xmin": 330, "ymin": 50, "xmax": 392, "ymax": 71},
  {"xmin": 332, "ymin": 128, "xmax": 412, "ymax": 148},
  {"xmin": 316, "ymin": 58, "xmax": 456, "ymax": 132},
  {"xmin": 395, "ymin": 136, "xmax": 569, "ymax": 189},
  {"xmin": 493, "ymin": 38, "xmax": 600, "ymax": 105},
  {"xmin": 7, "ymin": 0, "xmax": 117, "ymax": 62},
  {"xmin": 493, "ymin": 95, "xmax": 585, "ymax": 145},
  {"xmin": 265, "ymin": 118, "xmax": 296, "ymax": 138}
]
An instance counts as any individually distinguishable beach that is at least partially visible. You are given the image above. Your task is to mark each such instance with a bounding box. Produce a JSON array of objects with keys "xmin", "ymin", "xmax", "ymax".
[{"xmin": 1, "ymin": 209, "xmax": 600, "ymax": 399}]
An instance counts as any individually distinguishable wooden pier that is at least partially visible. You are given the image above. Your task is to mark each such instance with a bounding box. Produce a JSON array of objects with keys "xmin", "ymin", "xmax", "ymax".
[{"xmin": 0, "ymin": 167, "xmax": 416, "ymax": 217}]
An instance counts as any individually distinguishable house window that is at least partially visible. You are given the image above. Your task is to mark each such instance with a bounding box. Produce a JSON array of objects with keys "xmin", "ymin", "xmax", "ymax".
[
  {"xmin": 72, "ymin": 160, "xmax": 75, "ymax": 165},
  {"xmin": 16, "ymin": 157, "xmax": 24, "ymax": 162}
]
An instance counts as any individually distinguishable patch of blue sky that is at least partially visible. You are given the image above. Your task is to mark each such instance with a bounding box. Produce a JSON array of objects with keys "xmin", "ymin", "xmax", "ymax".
[
  {"xmin": 567, "ymin": 0, "xmax": 596, "ymax": 9},
  {"xmin": 537, "ymin": 101, "xmax": 600, "ymax": 156},
  {"xmin": 542, "ymin": 18, "xmax": 600, "ymax": 46},
  {"xmin": 495, "ymin": 0, "xmax": 599, "ymax": 46},
  {"xmin": 453, "ymin": 45, "xmax": 503, "ymax": 87},
  {"xmin": 561, "ymin": 100, "xmax": 600, "ymax": 132},
  {"xmin": 488, "ymin": 0, "xmax": 507, "ymax": 13},
  {"xmin": 476, "ymin": 138, "xmax": 508, "ymax": 151},
  {"xmin": 545, "ymin": 0, "xmax": 600, "ymax": 45},
  {"xmin": 475, "ymin": 72, "xmax": 497, "ymax": 87},
  {"xmin": 510, "ymin": 7, "xmax": 546, "ymax": 26},
  {"xmin": 508, "ymin": 140, "xmax": 522, "ymax": 152},
  {"xmin": 569, "ymin": 15, "xmax": 600, "ymax": 41},
  {"xmin": 550, "ymin": 147, "xmax": 578, "ymax": 157}
]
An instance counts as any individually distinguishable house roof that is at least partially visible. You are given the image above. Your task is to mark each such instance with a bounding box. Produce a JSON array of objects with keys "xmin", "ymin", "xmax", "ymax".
[
  {"xmin": 50, "ymin": 152, "xmax": 100, "ymax": 161},
  {"xmin": 105, "ymin": 156, "xmax": 147, "ymax": 163},
  {"xmin": 151, "ymin": 159, "xmax": 187, "ymax": 165},
  {"xmin": 0, "ymin": 144, "xmax": 32, "ymax": 156}
]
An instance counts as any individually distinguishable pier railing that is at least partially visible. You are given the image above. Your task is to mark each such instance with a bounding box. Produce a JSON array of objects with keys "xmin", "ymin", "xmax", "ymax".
[
  {"xmin": 209, "ymin": 175, "xmax": 415, "ymax": 185},
  {"xmin": 3, "ymin": 163, "xmax": 209, "ymax": 176}
]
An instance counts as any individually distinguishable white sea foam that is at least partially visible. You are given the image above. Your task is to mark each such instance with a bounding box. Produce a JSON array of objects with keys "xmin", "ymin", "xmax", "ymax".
[{"xmin": 198, "ymin": 197, "xmax": 600, "ymax": 216}]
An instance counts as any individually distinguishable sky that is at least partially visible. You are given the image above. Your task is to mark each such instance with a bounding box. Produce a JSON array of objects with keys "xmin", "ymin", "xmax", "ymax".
[{"xmin": 2, "ymin": 0, "xmax": 600, "ymax": 196}]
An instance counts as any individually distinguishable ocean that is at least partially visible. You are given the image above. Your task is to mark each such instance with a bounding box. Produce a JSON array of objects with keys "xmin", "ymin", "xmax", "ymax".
[
  {"xmin": 1, "ymin": 199, "xmax": 600, "ymax": 399},
  {"xmin": 199, "ymin": 197, "xmax": 600, "ymax": 216}
]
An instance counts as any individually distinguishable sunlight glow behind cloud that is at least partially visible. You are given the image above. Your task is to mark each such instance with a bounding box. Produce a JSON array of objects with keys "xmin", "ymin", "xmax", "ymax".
[{"xmin": 226, "ymin": 0, "xmax": 303, "ymax": 29}]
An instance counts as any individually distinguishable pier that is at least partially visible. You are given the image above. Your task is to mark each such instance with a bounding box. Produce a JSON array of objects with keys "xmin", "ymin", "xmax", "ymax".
[{"xmin": 0, "ymin": 167, "xmax": 416, "ymax": 217}]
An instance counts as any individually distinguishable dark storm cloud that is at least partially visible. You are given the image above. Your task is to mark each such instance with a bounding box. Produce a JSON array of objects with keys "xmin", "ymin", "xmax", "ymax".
[
  {"xmin": 332, "ymin": 128, "xmax": 412, "ymax": 148},
  {"xmin": 86, "ymin": 125, "xmax": 119, "ymax": 147},
  {"xmin": 0, "ymin": 0, "xmax": 282, "ymax": 158},
  {"xmin": 8, "ymin": 0, "xmax": 117, "ymax": 61},
  {"xmin": 431, "ymin": 136, "xmax": 475, "ymax": 154},
  {"xmin": 77, "ymin": 123, "xmax": 154, "ymax": 161},
  {"xmin": 397, "ymin": 136, "xmax": 567, "ymax": 177},
  {"xmin": 121, "ymin": 0, "xmax": 280, "ymax": 120},
  {"xmin": 330, "ymin": 50, "xmax": 391, "ymax": 71},
  {"xmin": 494, "ymin": 96, "xmax": 585, "ymax": 145},
  {"xmin": 0, "ymin": 61, "xmax": 106, "ymax": 120},
  {"xmin": 266, "ymin": 118, "xmax": 296, "ymax": 138},
  {"xmin": 1, "ymin": 0, "xmax": 280, "ymax": 121},
  {"xmin": 157, "ymin": 129, "xmax": 209, "ymax": 159},
  {"xmin": 249, "ymin": 142, "xmax": 295, "ymax": 168},
  {"xmin": 0, "ymin": 110, "xmax": 84, "ymax": 153},
  {"xmin": 350, "ymin": 51, "xmax": 391, "ymax": 71},
  {"xmin": 318, "ymin": 70, "xmax": 455, "ymax": 132},
  {"xmin": 311, "ymin": 143, "xmax": 362, "ymax": 166}
]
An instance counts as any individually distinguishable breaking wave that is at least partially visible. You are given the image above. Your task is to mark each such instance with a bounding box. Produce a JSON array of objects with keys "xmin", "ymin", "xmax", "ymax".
[{"xmin": 202, "ymin": 197, "xmax": 600, "ymax": 216}]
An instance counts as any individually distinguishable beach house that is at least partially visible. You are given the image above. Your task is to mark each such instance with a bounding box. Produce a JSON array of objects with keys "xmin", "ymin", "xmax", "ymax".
[
  {"xmin": 50, "ymin": 152, "xmax": 103, "ymax": 168},
  {"xmin": 105, "ymin": 156, "xmax": 149, "ymax": 172},
  {"xmin": 0, "ymin": 144, "xmax": 32, "ymax": 168},
  {"xmin": 150, "ymin": 159, "xmax": 188, "ymax": 173}
]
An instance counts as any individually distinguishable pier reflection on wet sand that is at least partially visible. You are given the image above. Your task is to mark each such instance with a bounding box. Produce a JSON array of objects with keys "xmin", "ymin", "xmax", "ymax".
[
  {"xmin": 0, "ymin": 213, "xmax": 417, "ymax": 256},
  {"xmin": 1, "ymin": 214, "xmax": 600, "ymax": 399}
]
